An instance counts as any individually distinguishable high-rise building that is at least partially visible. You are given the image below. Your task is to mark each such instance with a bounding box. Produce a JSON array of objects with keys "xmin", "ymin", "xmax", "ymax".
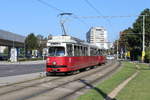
[{"xmin": 86, "ymin": 27, "xmax": 108, "ymax": 49}]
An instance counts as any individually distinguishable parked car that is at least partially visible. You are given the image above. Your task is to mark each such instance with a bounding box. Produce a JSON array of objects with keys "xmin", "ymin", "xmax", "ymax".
[{"xmin": 106, "ymin": 55, "xmax": 115, "ymax": 60}]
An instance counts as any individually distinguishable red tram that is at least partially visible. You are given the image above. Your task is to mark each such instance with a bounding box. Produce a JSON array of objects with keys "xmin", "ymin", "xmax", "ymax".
[{"xmin": 46, "ymin": 35, "xmax": 106, "ymax": 75}]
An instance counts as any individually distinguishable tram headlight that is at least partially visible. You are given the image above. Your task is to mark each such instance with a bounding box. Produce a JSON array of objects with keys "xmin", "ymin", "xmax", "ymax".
[{"xmin": 52, "ymin": 61, "xmax": 57, "ymax": 65}]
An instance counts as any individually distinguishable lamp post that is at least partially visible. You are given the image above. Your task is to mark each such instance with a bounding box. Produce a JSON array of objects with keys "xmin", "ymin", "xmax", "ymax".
[
  {"xmin": 117, "ymin": 40, "xmax": 119, "ymax": 60},
  {"xmin": 142, "ymin": 15, "xmax": 145, "ymax": 62},
  {"xmin": 24, "ymin": 42, "xmax": 26, "ymax": 58}
]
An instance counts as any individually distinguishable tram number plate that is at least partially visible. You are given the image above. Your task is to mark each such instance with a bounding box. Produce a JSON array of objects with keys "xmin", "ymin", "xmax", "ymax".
[{"xmin": 52, "ymin": 69, "xmax": 58, "ymax": 71}]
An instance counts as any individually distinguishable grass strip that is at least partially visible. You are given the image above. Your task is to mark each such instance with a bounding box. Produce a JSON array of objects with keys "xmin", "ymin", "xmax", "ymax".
[
  {"xmin": 77, "ymin": 62, "xmax": 137, "ymax": 100},
  {"xmin": 116, "ymin": 63, "xmax": 150, "ymax": 100}
]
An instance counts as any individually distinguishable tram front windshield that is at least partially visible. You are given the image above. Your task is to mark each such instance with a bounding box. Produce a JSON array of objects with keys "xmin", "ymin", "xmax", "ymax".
[{"xmin": 48, "ymin": 47, "xmax": 65, "ymax": 56}]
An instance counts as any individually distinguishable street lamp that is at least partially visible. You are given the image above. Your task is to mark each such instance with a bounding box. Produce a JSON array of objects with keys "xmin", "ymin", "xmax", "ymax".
[
  {"xmin": 142, "ymin": 15, "xmax": 145, "ymax": 62},
  {"xmin": 117, "ymin": 40, "xmax": 119, "ymax": 60}
]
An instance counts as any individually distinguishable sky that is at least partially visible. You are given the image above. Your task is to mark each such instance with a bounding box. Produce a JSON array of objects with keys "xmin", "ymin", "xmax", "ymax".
[{"xmin": 0, "ymin": 0, "xmax": 149, "ymax": 42}]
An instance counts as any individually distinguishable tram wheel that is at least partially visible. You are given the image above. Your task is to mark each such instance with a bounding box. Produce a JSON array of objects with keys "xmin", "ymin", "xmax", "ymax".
[{"xmin": 73, "ymin": 70, "xmax": 80, "ymax": 74}]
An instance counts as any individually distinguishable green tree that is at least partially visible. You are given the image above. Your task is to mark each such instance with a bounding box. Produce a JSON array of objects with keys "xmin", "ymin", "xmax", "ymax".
[
  {"xmin": 133, "ymin": 8, "xmax": 150, "ymax": 47},
  {"xmin": 25, "ymin": 33, "xmax": 38, "ymax": 51},
  {"xmin": 3, "ymin": 47, "xmax": 9, "ymax": 56},
  {"xmin": 145, "ymin": 47, "xmax": 150, "ymax": 63},
  {"xmin": 119, "ymin": 8, "xmax": 150, "ymax": 61},
  {"xmin": 36, "ymin": 34, "xmax": 45, "ymax": 57}
]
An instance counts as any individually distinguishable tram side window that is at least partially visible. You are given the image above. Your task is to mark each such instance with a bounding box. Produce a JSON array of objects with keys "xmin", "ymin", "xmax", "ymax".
[
  {"xmin": 74, "ymin": 46, "xmax": 81, "ymax": 56},
  {"xmin": 95, "ymin": 49, "xmax": 99, "ymax": 56},
  {"xmin": 95, "ymin": 49, "xmax": 98, "ymax": 56},
  {"xmin": 81, "ymin": 46, "xmax": 84, "ymax": 56},
  {"xmin": 67, "ymin": 44, "xmax": 73, "ymax": 56},
  {"xmin": 74, "ymin": 45, "xmax": 88, "ymax": 56},
  {"xmin": 85, "ymin": 47, "xmax": 88, "ymax": 56},
  {"xmin": 93, "ymin": 49, "xmax": 96, "ymax": 56},
  {"xmin": 97, "ymin": 49, "xmax": 101, "ymax": 56},
  {"xmin": 90, "ymin": 48, "xmax": 98, "ymax": 56},
  {"xmin": 90, "ymin": 48, "xmax": 92, "ymax": 56},
  {"xmin": 101, "ymin": 50, "xmax": 104, "ymax": 56},
  {"xmin": 90, "ymin": 48, "xmax": 94, "ymax": 56},
  {"xmin": 94, "ymin": 49, "xmax": 97, "ymax": 56},
  {"xmin": 84, "ymin": 47, "xmax": 88, "ymax": 56},
  {"xmin": 80, "ymin": 46, "xmax": 84, "ymax": 56},
  {"xmin": 74, "ymin": 46, "xmax": 78, "ymax": 56},
  {"xmin": 83, "ymin": 47, "xmax": 85, "ymax": 56},
  {"xmin": 78, "ymin": 46, "xmax": 81, "ymax": 56},
  {"xmin": 99, "ymin": 49, "xmax": 102, "ymax": 56},
  {"xmin": 79, "ymin": 46, "xmax": 81, "ymax": 56},
  {"xmin": 102, "ymin": 49, "xmax": 107, "ymax": 56}
]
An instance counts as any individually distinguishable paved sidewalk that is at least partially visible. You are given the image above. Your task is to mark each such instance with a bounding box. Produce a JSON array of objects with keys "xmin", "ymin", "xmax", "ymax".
[{"xmin": 0, "ymin": 60, "xmax": 46, "ymax": 65}]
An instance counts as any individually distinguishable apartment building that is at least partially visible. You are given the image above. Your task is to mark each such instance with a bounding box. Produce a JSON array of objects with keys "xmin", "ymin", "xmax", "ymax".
[{"xmin": 86, "ymin": 27, "xmax": 108, "ymax": 49}]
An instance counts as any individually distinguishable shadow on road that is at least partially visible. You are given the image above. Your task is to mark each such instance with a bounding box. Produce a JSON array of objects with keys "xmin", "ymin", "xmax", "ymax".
[{"xmin": 79, "ymin": 79, "xmax": 117, "ymax": 100}]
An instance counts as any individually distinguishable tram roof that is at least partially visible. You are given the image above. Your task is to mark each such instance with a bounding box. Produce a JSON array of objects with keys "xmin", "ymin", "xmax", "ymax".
[
  {"xmin": 47, "ymin": 35, "xmax": 85, "ymax": 44},
  {"xmin": 47, "ymin": 35, "xmax": 101, "ymax": 49}
]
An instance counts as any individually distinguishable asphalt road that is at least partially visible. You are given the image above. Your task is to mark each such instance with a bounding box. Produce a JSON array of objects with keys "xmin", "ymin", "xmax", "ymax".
[{"xmin": 0, "ymin": 63, "xmax": 45, "ymax": 77}]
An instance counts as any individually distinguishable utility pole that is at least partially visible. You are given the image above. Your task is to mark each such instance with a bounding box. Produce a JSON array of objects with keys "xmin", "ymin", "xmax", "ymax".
[
  {"xmin": 142, "ymin": 15, "xmax": 145, "ymax": 62},
  {"xmin": 24, "ymin": 42, "xmax": 26, "ymax": 58},
  {"xmin": 117, "ymin": 40, "xmax": 119, "ymax": 60}
]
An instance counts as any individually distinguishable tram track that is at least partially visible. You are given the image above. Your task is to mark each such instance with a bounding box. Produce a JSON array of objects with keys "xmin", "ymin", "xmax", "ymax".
[
  {"xmin": 61, "ymin": 61, "xmax": 121, "ymax": 100},
  {"xmin": 0, "ymin": 75, "xmax": 46, "ymax": 88},
  {"xmin": 0, "ymin": 64, "xmax": 103, "ymax": 96},
  {"xmin": 0, "ymin": 76, "xmax": 62, "ymax": 96},
  {"xmin": 24, "ymin": 61, "xmax": 120, "ymax": 100},
  {"xmin": 0, "ymin": 60, "xmax": 117, "ymax": 100}
]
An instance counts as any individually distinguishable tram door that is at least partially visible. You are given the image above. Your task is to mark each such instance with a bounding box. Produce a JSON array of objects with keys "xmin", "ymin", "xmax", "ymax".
[{"xmin": 66, "ymin": 44, "xmax": 73, "ymax": 56}]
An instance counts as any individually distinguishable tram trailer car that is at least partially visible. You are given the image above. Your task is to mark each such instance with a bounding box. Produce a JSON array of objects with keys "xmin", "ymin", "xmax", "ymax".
[{"xmin": 46, "ymin": 36, "xmax": 106, "ymax": 75}]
